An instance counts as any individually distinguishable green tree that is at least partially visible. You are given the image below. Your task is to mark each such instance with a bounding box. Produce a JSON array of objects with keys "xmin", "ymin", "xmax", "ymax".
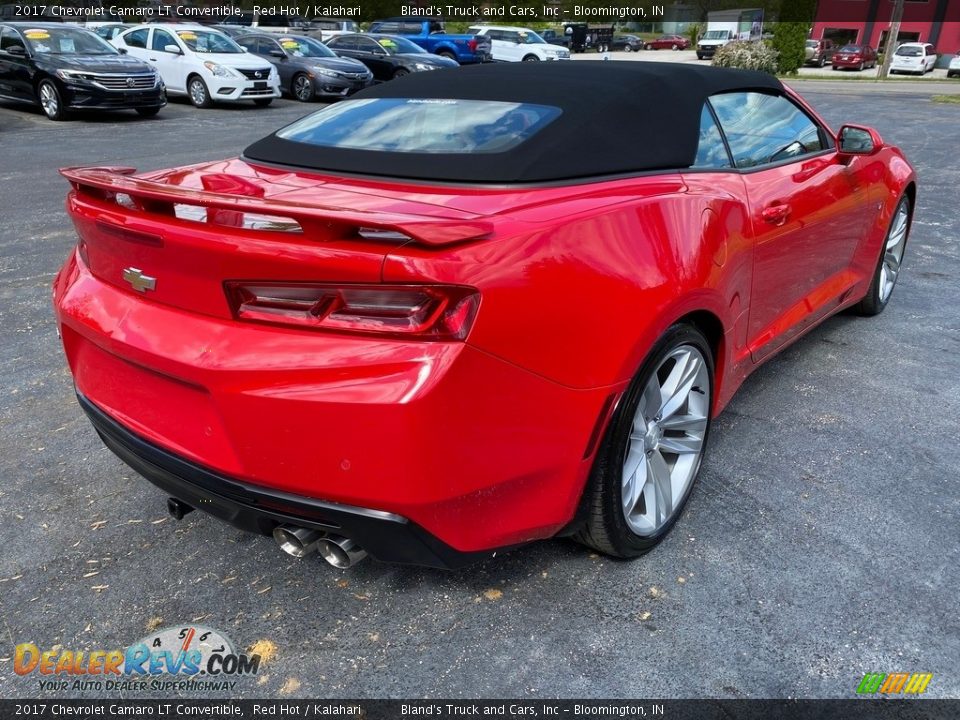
[{"xmin": 771, "ymin": 22, "xmax": 807, "ymax": 74}]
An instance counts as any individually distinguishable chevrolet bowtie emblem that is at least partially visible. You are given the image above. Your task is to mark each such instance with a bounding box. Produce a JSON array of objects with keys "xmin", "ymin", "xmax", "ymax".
[{"xmin": 122, "ymin": 267, "xmax": 156, "ymax": 293}]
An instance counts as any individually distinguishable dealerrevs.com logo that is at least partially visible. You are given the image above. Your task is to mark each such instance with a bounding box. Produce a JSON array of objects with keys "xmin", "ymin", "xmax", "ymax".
[
  {"xmin": 15, "ymin": 625, "xmax": 262, "ymax": 692},
  {"xmin": 856, "ymin": 672, "xmax": 934, "ymax": 695}
]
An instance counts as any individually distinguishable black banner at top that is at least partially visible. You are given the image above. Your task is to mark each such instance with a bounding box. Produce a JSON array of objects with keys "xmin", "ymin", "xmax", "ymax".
[
  {"xmin": 1, "ymin": 700, "xmax": 959, "ymax": 720},
  {"xmin": 4, "ymin": 0, "xmax": 960, "ymax": 24}
]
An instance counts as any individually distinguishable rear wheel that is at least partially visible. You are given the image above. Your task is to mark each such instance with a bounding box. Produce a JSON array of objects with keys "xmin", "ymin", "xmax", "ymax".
[
  {"xmin": 624, "ymin": 45, "xmax": 632, "ymax": 52},
  {"xmin": 292, "ymin": 73, "xmax": 314, "ymax": 102},
  {"xmin": 859, "ymin": 61, "xmax": 864, "ymax": 71},
  {"xmin": 575, "ymin": 324, "xmax": 713, "ymax": 558},
  {"xmin": 38, "ymin": 79, "xmax": 67, "ymax": 121},
  {"xmin": 672, "ymin": 44, "xmax": 679, "ymax": 51},
  {"xmin": 437, "ymin": 51, "xmax": 457, "ymax": 62},
  {"xmin": 855, "ymin": 196, "xmax": 910, "ymax": 316},
  {"xmin": 188, "ymin": 76, "xmax": 212, "ymax": 108}
]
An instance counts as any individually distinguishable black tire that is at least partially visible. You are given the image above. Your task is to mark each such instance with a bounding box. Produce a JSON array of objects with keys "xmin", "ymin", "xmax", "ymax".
[
  {"xmin": 437, "ymin": 51, "xmax": 457, "ymax": 62},
  {"xmin": 855, "ymin": 195, "xmax": 911, "ymax": 317},
  {"xmin": 392, "ymin": 68, "xmax": 410, "ymax": 80},
  {"xmin": 522, "ymin": 54, "xmax": 540, "ymax": 62},
  {"xmin": 292, "ymin": 73, "xmax": 314, "ymax": 102},
  {"xmin": 623, "ymin": 45, "xmax": 632, "ymax": 52},
  {"xmin": 696, "ymin": 53, "xmax": 704, "ymax": 60},
  {"xmin": 819, "ymin": 56, "xmax": 826, "ymax": 67},
  {"xmin": 135, "ymin": 107, "xmax": 160, "ymax": 117},
  {"xmin": 859, "ymin": 61, "xmax": 864, "ymax": 71},
  {"xmin": 574, "ymin": 323, "xmax": 714, "ymax": 558},
  {"xmin": 37, "ymin": 79, "xmax": 67, "ymax": 121},
  {"xmin": 187, "ymin": 76, "xmax": 213, "ymax": 108},
  {"xmin": 645, "ymin": 44, "xmax": 653, "ymax": 51},
  {"xmin": 253, "ymin": 98, "xmax": 273, "ymax": 107}
]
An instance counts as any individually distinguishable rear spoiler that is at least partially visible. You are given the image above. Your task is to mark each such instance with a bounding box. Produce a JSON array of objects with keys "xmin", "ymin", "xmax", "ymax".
[{"xmin": 59, "ymin": 166, "xmax": 493, "ymax": 248}]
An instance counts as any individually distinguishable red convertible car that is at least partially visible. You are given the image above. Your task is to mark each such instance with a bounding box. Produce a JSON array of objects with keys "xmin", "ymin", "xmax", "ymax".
[{"xmin": 53, "ymin": 63, "xmax": 915, "ymax": 569}]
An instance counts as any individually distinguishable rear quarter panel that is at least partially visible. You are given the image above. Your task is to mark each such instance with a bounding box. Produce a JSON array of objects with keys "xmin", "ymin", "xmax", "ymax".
[{"xmin": 382, "ymin": 174, "xmax": 756, "ymax": 408}]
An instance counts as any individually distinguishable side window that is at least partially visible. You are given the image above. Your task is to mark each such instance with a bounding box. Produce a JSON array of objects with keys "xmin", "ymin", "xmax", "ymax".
[
  {"xmin": 376, "ymin": 22, "xmax": 399, "ymax": 34},
  {"xmin": 401, "ymin": 23, "xmax": 422, "ymax": 34},
  {"xmin": 693, "ymin": 105, "xmax": 732, "ymax": 169},
  {"xmin": 356, "ymin": 37, "xmax": 381, "ymax": 53},
  {"xmin": 330, "ymin": 36, "xmax": 356, "ymax": 51},
  {"xmin": 124, "ymin": 28, "xmax": 148, "ymax": 49},
  {"xmin": 151, "ymin": 29, "xmax": 176, "ymax": 52},
  {"xmin": 236, "ymin": 36, "xmax": 259, "ymax": 53},
  {"xmin": 0, "ymin": 27, "xmax": 21, "ymax": 51},
  {"xmin": 708, "ymin": 92, "xmax": 826, "ymax": 169}
]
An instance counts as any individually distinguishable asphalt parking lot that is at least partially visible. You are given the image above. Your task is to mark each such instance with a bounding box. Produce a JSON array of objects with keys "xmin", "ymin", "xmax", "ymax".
[{"xmin": 1, "ymin": 84, "xmax": 958, "ymax": 700}]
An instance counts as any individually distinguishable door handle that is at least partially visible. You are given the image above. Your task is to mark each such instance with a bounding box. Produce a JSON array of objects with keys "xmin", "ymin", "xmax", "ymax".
[
  {"xmin": 149, "ymin": 57, "xmax": 158, "ymax": 61},
  {"xmin": 762, "ymin": 203, "xmax": 791, "ymax": 225}
]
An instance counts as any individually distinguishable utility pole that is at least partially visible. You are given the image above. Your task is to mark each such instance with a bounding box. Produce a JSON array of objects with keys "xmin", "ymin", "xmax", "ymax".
[{"xmin": 878, "ymin": 0, "xmax": 905, "ymax": 80}]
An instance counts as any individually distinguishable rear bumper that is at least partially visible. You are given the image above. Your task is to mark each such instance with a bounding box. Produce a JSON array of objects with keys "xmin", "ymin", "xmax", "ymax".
[
  {"xmin": 54, "ymin": 250, "xmax": 609, "ymax": 556},
  {"xmin": 79, "ymin": 393, "xmax": 493, "ymax": 569}
]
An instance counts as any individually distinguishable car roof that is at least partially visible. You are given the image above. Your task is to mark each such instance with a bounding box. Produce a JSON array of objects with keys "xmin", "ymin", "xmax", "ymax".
[
  {"xmin": 3, "ymin": 22, "xmax": 81, "ymax": 28},
  {"xmin": 244, "ymin": 61, "xmax": 783, "ymax": 184}
]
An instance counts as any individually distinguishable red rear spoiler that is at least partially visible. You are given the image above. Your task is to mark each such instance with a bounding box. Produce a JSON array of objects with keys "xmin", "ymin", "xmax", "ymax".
[{"xmin": 59, "ymin": 166, "xmax": 493, "ymax": 248}]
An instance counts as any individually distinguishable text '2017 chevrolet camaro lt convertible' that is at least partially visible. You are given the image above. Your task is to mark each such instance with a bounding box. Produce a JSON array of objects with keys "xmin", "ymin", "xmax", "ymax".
[{"xmin": 53, "ymin": 63, "xmax": 915, "ymax": 569}]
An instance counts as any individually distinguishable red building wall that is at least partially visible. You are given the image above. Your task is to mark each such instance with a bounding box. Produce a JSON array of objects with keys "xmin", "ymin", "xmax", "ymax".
[{"xmin": 812, "ymin": 1, "xmax": 960, "ymax": 55}]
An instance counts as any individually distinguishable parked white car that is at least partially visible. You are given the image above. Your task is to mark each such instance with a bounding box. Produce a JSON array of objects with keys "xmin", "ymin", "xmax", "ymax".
[
  {"xmin": 112, "ymin": 24, "xmax": 281, "ymax": 107},
  {"xmin": 468, "ymin": 26, "xmax": 570, "ymax": 62},
  {"xmin": 889, "ymin": 42, "xmax": 938, "ymax": 75},
  {"xmin": 948, "ymin": 51, "xmax": 960, "ymax": 78}
]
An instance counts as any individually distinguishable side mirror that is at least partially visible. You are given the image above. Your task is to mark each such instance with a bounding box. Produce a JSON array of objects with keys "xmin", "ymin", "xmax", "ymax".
[
  {"xmin": 269, "ymin": 49, "xmax": 285, "ymax": 58},
  {"xmin": 163, "ymin": 44, "xmax": 182, "ymax": 54},
  {"xmin": 837, "ymin": 124, "xmax": 883, "ymax": 156},
  {"xmin": 7, "ymin": 44, "xmax": 27, "ymax": 56},
  {"xmin": 117, "ymin": 47, "xmax": 128, "ymax": 54}
]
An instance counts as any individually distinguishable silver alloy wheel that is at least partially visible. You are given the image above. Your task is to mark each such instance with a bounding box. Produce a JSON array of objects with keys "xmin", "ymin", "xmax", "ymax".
[
  {"xmin": 879, "ymin": 201, "xmax": 909, "ymax": 302},
  {"xmin": 622, "ymin": 344, "xmax": 710, "ymax": 536},
  {"xmin": 40, "ymin": 82, "xmax": 58, "ymax": 117},
  {"xmin": 294, "ymin": 75, "xmax": 312, "ymax": 101},
  {"xmin": 189, "ymin": 79, "xmax": 206, "ymax": 106}
]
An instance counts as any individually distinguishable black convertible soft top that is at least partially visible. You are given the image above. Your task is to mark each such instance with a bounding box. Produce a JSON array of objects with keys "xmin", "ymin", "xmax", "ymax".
[{"xmin": 244, "ymin": 62, "xmax": 783, "ymax": 184}]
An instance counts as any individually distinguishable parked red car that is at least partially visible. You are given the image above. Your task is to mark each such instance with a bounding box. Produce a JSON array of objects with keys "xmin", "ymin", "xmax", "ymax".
[
  {"xmin": 832, "ymin": 44, "xmax": 878, "ymax": 71},
  {"xmin": 644, "ymin": 35, "xmax": 689, "ymax": 50},
  {"xmin": 53, "ymin": 64, "xmax": 915, "ymax": 568}
]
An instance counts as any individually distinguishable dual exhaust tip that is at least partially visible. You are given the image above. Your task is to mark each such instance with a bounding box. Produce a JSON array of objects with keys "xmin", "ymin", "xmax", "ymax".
[
  {"xmin": 166, "ymin": 497, "xmax": 367, "ymax": 568},
  {"xmin": 272, "ymin": 526, "xmax": 367, "ymax": 568}
]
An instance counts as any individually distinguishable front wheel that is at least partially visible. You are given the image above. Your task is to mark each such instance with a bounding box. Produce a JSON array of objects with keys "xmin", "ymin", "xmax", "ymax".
[
  {"xmin": 522, "ymin": 54, "xmax": 540, "ymax": 62},
  {"xmin": 37, "ymin": 79, "xmax": 67, "ymax": 121},
  {"xmin": 672, "ymin": 44, "xmax": 679, "ymax": 51},
  {"xmin": 575, "ymin": 324, "xmax": 713, "ymax": 558},
  {"xmin": 623, "ymin": 45, "xmax": 632, "ymax": 52},
  {"xmin": 392, "ymin": 67, "xmax": 410, "ymax": 79},
  {"xmin": 855, "ymin": 196, "xmax": 911, "ymax": 316},
  {"xmin": 188, "ymin": 76, "xmax": 213, "ymax": 108},
  {"xmin": 292, "ymin": 73, "xmax": 314, "ymax": 102}
]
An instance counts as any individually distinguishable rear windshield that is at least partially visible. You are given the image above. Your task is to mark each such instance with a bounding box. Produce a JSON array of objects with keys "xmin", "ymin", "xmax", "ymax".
[
  {"xmin": 276, "ymin": 98, "xmax": 562, "ymax": 154},
  {"xmin": 896, "ymin": 46, "xmax": 922, "ymax": 56},
  {"xmin": 806, "ymin": 40, "xmax": 818, "ymax": 47},
  {"xmin": 839, "ymin": 45, "xmax": 864, "ymax": 52}
]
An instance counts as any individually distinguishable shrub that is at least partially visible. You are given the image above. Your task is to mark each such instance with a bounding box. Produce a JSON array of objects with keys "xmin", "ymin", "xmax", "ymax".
[
  {"xmin": 712, "ymin": 41, "xmax": 779, "ymax": 74},
  {"xmin": 771, "ymin": 22, "xmax": 809, "ymax": 74},
  {"xmin": 686, "ymin": 23, "xmax": 701, "ymax": 47}
]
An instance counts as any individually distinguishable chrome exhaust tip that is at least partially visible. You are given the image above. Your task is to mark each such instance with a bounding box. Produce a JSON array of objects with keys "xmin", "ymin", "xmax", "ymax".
[
  {"xmin": 272, "ymin": 526, "xmax": 325, "ymax": 558},
  {"xmin": 317, "ymin": 535, "xmax": 367, "ymax": 569}
]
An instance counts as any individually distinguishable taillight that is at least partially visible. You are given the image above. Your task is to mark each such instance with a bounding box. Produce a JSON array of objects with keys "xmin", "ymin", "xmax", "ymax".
[
  {"xmin": 224, "ymin": 282, "xmax": 480, "ymax": 341},
  {"xmin": 468, "ymin": 38, "xmax": 478, "ymax": 52}
]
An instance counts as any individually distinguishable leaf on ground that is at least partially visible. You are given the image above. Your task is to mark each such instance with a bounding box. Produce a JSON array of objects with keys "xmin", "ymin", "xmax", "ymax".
[
  {"xmin": 146, "ymin": 617, "xmax": 163, "ymax": 632},
  {"xmin": 248, "ymin": 639, "xmax": 278, "ymax": 664},
  {"xmin": 482, "ymin": 588, "xmax": 503, "ymax": 601},
  {"xmin": 279, "ymin": 677, "xmax": 301, "ymax": 695}
]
